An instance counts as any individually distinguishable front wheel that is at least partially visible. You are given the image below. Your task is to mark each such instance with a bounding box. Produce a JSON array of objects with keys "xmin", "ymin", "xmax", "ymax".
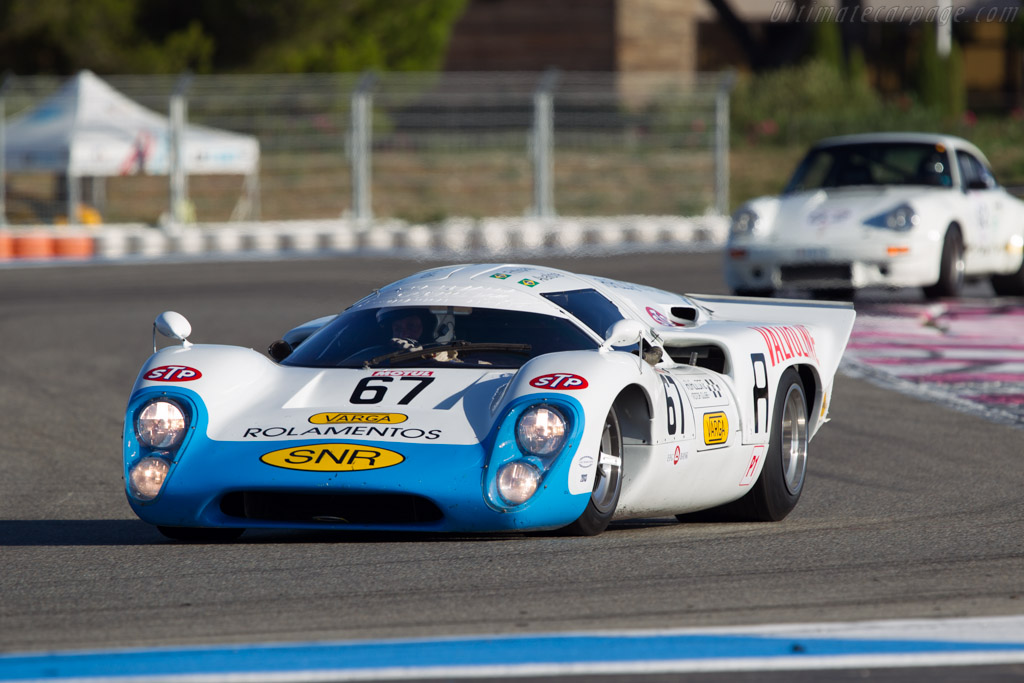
[
  {"xmin": 991, "ymin": 247, "xmax": 1024, "ymax": 296},
  {"xmin": 923, "ymin": 228, "xmax": 964, "ymax": 299},
  {"xmin": 559, "ymin": 406, "xmax": 622, "ymax": 536}
]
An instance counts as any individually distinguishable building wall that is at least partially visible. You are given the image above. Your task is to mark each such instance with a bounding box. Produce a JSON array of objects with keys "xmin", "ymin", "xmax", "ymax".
[
  {"xmin": 615, "ymin": 0, "xmax": 698, "ymax": 72},
  {"xmin": 443, "ymin": 0, "xmax": 698, "ymax": 73},
  {"xmin": 443, "ymin": 0, "xmax": 618, "ymax": 71}
]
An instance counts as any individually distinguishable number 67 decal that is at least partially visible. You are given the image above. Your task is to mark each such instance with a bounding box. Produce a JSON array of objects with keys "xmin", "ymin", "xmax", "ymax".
[
  {"xmin": 659, "ymin": 374, "xmax": 685, "ymax": 436},
  {"xmin": 350, "ymin": 376, "xmax": 434, "ymax": 405}
]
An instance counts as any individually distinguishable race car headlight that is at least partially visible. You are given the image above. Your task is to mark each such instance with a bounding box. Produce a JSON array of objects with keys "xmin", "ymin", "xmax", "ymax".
[
  {"xmin": 884, "ymin": 204, "xmax": 919, "ymax": 232},
  {"xmin": 496, "ymin": 461, "xmax": 541, "ymax": 505},
  {"xmin": 136, "ymin": 399, "xmax": 187, "ymax": 449},
  {"xmin": 730, "ymin": 208, "xmax": 760, "ymax": 237},
  {"xmin": 515, "ymin": 404, "xmax": 568, "ymax": 457},
  {"xmin": 129, "ymin": 455, "xmax": 171, "ymax": 501}
]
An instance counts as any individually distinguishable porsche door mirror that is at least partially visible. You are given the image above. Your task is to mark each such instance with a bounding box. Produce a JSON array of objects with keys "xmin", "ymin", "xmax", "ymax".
[{"xmin": 601, "ymin": 319, "xmax": 645, "ymax": 351}]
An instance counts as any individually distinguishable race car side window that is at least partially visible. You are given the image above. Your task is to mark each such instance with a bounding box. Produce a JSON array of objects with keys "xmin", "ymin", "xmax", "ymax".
[
  {"xmin": 541, "ymin": 289, "xmax": 626, "ymax": 339},
  {"xmin": 957, "ymin": 150, "xmax": 997, "ymax": 190}
]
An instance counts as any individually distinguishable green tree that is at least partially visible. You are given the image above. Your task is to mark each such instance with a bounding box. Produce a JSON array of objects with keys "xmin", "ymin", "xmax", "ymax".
[
  {"xmin": 0, "ymin": 0, "xmax": 467, "ymax": 74},
  {"xmin": 915, "ymin": 23, "xmax": 965, "ymax": 118}
]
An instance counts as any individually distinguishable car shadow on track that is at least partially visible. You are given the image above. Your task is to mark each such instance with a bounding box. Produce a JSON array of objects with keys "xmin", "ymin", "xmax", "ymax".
[
  {"xmin": 0, "ymin": 519, "xmax": 689, "ymax": 546},
  {"xmin": 0, "ymin": 519, "xmax": 165, "ymax": 546}
]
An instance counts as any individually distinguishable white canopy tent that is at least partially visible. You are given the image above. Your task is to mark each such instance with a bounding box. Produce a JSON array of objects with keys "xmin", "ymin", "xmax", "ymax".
[{"xmin": 0, "ymin": 70, "xmax": 260, "ymax": 224}]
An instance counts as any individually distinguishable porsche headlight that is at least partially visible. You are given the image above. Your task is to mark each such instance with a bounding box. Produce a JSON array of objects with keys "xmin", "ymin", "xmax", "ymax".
[
  {"xmin": 136, "ymin": 399, "xmax": 187, "ymax": 449},
  {"xmin": 496, "ymin": 461, "xmax": 541, "ymax": 505},
  {"xmin": 885, "ymin": 204, "xmax": 919, "ymax": 232},
  {"xmin": 129, "ymin": 455, "xmax": 171, "ymax": 501},
  {"xmin": 515, "ymin": 404, "xmax": 568, "ymax": 456},
  {"xmin": 730, "ymin": 208, "xmax": 760, "ymax": 237}
]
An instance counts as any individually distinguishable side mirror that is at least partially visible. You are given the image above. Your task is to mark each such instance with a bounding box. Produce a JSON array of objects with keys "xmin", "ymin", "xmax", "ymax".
[
  {"xmin": 153, "ymin": 311, "xmax": 192, "ymax": 351},
  {"xmin": 267, "ymin": 339, "xmax": 293, "ymax": 362},
  {"xmin": 601, "ymin": 319, "xmax": 645, "ymax": 351}
]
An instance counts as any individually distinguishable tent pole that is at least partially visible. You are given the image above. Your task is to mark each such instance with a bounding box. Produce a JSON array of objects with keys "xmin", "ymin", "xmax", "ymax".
[
  {"xmin": 0, "ymin": 91, "xmax": 6, "ymax": 227},
  {"xmin": 170, "ymin": 72, "xmax": 193, "ymax": 229},
  {"xmin": 0, "ymin": 72, "xmax": 11, "ymax": 227},
  {"xmin": 66, "ymin": 172, "xmax": 78, "ymax": 225}
]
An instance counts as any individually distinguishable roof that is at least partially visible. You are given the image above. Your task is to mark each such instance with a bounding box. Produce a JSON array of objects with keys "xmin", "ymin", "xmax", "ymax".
[
  {"xmin": 348, "ymin": 263, "xmax": 693, "ymax": 331},
  {"xmin": 809, "ymin": 132, "xmax": 991, "ymax": 165}
]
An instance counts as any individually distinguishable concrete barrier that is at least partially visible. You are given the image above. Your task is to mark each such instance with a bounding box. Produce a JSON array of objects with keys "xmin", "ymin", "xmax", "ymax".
[{"xmin": 0, "ymin": 215, "xmax": 728, "ymax": 265}]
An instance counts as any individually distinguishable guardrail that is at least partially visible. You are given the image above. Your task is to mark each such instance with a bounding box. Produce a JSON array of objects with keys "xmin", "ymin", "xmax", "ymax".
[{"xmin": 0, "ymin": 215, "xmax": 729, "ymax": 263}]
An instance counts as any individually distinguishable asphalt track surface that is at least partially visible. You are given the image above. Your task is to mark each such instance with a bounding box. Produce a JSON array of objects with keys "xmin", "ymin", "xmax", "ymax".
[{"xmin": 1, "ymin": 252, "xmax": 1023, "ymax": 680}]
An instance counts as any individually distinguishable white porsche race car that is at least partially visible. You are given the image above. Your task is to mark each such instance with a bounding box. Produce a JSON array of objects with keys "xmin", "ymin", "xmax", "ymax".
[
  {"xmin": 726, "ymin": 132, "xmax": 1024, "ymax": 299},
  {"xmin": 123, "ymin": 264, "xmax": 855, "ymax": 540}
]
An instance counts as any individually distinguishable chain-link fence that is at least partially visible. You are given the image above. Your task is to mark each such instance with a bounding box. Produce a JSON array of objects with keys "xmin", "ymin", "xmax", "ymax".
[{"xmin": 1, "ymin": 71, "xmax": 733, "ymax": 227}]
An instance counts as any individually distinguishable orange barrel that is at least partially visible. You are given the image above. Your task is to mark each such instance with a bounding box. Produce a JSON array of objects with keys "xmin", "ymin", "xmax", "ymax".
[
  {"xmin": 12, "ymin": 232, "xmax": 56, "ymax": 259},
  {"xmin": 54, "ymin": 233, "xmax": 96, "ymax": 259},
  {"xmin": 0, "ymin": 231, "xmax": 13, "ymax": 260}
]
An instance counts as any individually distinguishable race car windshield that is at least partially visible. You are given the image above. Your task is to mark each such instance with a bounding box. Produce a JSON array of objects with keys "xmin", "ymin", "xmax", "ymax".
[
  {"xmin": 282, "ymin": 306, "xmax": 599, "ymax": 369},
  {"xmin": 784, "ymin": 142, "xmax": 953, "ymax": 193}
]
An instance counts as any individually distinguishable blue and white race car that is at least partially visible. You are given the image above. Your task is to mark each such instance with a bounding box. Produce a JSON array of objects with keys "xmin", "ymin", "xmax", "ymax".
[{"xmin": 123, "ymin": 264, "xmax": 856, "ymax": 540}]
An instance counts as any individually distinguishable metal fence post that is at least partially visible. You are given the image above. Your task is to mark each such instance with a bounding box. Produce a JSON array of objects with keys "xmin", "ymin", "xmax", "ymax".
[
  {"xmin": 350, "ymin": 71, "xmax": 376, "ymax": 225},
  {"xmin": 531, "ymin": 69, "xmax": 559, "ymax": 219},
  {"xmin": 714, "ymin": 70, "xmax": 736, "ymax": 216},
  {"xmin": 0, "ymin": 73, "xmax": 9, "ymax": 227},
  {"xmin": 169, "ymin": 72, "xmax": 193, "ymax": 228}
]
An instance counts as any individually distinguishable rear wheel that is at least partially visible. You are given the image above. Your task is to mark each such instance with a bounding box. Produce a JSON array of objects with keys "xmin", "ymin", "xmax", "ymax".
[
  {"xmin": 676, "ymin": 368, "xmax": 808, "ymax": 522},
  {"xmin": 923, "ymin": 228, "xmax": 965, "ymax": 299},
  {"xmin": 157, "ymin": 526, "xmax": 245, "ymax": 542},
  {"xmin": 560, "ymin": 407, "xmax": 622, "ymax": 536}
]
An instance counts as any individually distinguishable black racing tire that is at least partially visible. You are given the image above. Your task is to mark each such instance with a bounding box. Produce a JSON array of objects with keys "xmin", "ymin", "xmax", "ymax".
[
  {"xmin": 990, "ymin": 251, "xmax": 1024, "ymax": 297},
  {"xmin": 676, "ymin": 367, "xmax": 808, "ymax": 523},
  {"xmin": 733, "ymin": 288, "xmax": 774, "ymax": 298},
  {"xmin": 559, "ymin": 406, "xmax": 623, "ymax": 536},
  {"xmin": 157, "ymin": 526, "xmax": 245, "ymax": 542},
  {"xmin": 923, "ymin": 228, "xmax": 965, "ymax": 299},
  {"xmin": 811, "ymin": 288, "xmax": 855, "ymax": 302}
]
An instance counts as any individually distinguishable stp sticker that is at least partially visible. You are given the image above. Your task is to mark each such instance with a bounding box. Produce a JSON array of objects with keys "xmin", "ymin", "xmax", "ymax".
[
  {"xmin": 529, "ymin": 373, "xmax": 589, "ymax": 390},
  {"xmin": 144, "ymin": 365, "xmax": 202, "ymax": 382}
]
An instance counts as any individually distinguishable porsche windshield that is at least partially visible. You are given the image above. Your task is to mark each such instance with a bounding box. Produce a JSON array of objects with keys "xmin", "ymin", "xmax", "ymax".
[
  {"xmin": 784, "ymin": 142, "xmax": 953, "ymax": 193},
  {"xmin": 282, "ymin": 306, "xmax": 600, "ymax": 369}
]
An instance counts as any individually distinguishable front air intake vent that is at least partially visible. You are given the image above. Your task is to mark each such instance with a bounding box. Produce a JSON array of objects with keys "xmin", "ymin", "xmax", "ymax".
[{"xmin": 220, "ymin": 491, "xmax": 443, "ymax": 525}]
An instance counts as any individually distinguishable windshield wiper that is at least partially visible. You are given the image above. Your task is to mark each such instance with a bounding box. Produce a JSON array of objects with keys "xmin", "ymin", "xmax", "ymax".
[{"xmin": 364, "ymin": 340, "xmax": 532, "ymax": 368}]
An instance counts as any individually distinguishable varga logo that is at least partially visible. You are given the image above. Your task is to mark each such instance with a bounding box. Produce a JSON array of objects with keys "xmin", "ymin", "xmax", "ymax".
[
  {"xmin": 703, "ymin": 412, "xmax": 729, "ymax": 445},
  {"xmin": 260, "ymin": 443, "xmax": 404, "ymax": 472},
  {"xmin": 309, "ymin": 413, "xmax": 407, "ymax": 425}
]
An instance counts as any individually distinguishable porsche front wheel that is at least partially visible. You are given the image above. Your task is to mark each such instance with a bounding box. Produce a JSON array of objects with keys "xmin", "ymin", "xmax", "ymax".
[
  {"xmin": 923, "ymin": 228, "xmax": 965, "ymax": 299},
  {"xmin": 560, "ymin": 406, "xmax": 622, "ymax": 536}
]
